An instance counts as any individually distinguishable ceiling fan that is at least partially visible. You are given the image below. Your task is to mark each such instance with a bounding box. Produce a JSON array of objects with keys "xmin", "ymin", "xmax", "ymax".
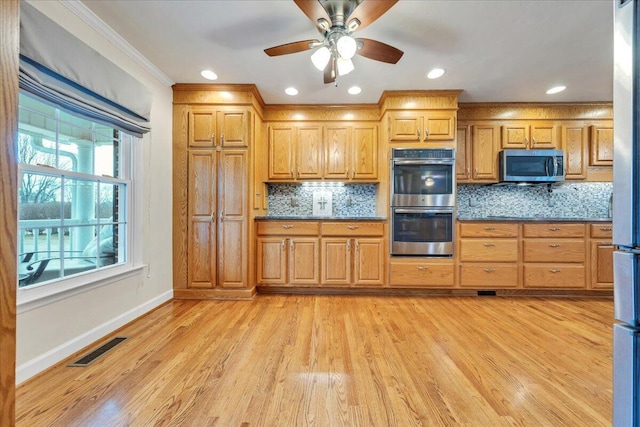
[{"xmin": 264, "ymin": 0, "xmax": 403, "ymax": 84}]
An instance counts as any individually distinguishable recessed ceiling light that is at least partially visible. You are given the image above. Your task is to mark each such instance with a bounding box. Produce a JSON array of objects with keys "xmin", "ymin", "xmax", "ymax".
[
  {"xmin": 546, "ymin": 85, "xmax": 566, "ymax": 94},
  {"xmin": 285, "ymin": 87, "xmax": 298, "ymax": 96},
  {"xmin": 348, "ymin": 86, "xmax": 362, "ymax": 95},
  {"xmin": 426, "ymin": 68, "xmax": 445, "ymax": 79},
  {"xmin": 200, "ymin": 70, "xmax": 218, "ymax": 81}
]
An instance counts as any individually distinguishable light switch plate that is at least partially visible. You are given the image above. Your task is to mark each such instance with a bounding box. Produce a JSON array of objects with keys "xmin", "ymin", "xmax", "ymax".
[{"xmin": 312, "ymin": 191, "xmax": 332, "ymax": 217}]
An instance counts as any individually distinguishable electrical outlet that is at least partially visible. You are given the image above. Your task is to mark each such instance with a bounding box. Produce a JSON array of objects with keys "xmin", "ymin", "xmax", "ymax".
[
  {"xmin": 469, "ymin": 198, "xmax": 478, "ymax": 207},
  {"xmin": 290, "ymin": 196, "xmax": 298, "ymax": 207},
  {"xmin": 548, "ymin": 198, "xmax": 555, "ymax": 207},
  {"xmin": 346, "ymin": 196, "xmax": 352, "ymax": 206}
]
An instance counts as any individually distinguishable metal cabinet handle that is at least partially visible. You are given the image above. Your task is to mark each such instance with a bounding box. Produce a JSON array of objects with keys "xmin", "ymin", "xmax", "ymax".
[
  {"xmin": 355, "ymin": 240, "xmax": 359, "ymax": 251},
  {"xmin": 347, "ymin": 225, "xmax": 359, "ymax": 230},
  {"xmin": 290, "ymin": 168, "xmax": 294, "ymax": 177},
  {"xmin": 474, "ymin": 167, "xmax": 479, "ymax": 178},
  {"xmin": 417, "ymin": 266, "xmax": 429, "ymax": 270},
  {"xmin": 297, "ymin": 168, "xmax": 300, "ymax": 178},
  {"xmin": 352, "ymin": 167, "xmax": 356, "ymax": 178},
  {"xmin": 466, "ymin": 168, "xmax": 471, "ymax": 178},
  {"xmin": 346, "ymin": 240, "xmax": 351, "ymax": 251},
  {"xmin": 220, "ymin": 133, "xmax": 225, "ymax": 146},
  {"xmin": 548, "ymin": 227, "xmax": 561, "ymax": 231},
  {"xmin": 220, "ymin": 210, "xmax": 224, "ymax": 221},
  {"xmin": 532, "ymin": 137, "xmax": 536, "ymax": 147},
  {"xmin": 424, "ymin": 128, "xmax": 429, "ymax": 140},
  {"xmin": 290, "ymin": 240, "xmax": 294, "ymax": 251},
  {"xmin": 525, "ymin": 137, "xmax": 529, "ymax": 148},
  {"xmin": 483, "ymin": 243, "xmax": 496, "ymax": 247},
  {"xmin": 483, "ymin": 268, "xmax": 496, "ymax": 273},
  {"xmin": 210, "ymin": 211, "xmax": 215, "ymax": 222},
  {"xmin": 281, "ymin": 240, "xmax": 285, "ymax": 250},
  {"xmin": 345, "ymin": 169, "xmax": 349, "ymax": 178},
  {"xmin": 548, "ymin": 243, "xmax": 561, "ymax": 248},
  {"xmin": 600, "ymin": 227, "xmax": 612, "ymax": 232},
  {"xmin": 417, "ymin": 129, "xmax": 421, "ymax": 139},
  {"xmin": 282, "ymin": 224, "xmax": 294, "ymax": 229},
  {"xmin": 211, "ymin": 133, "xmax": 215, "ymax": 144},
  {"xmin": 549, "ymin": 269, "xmax": 562, "ymax": 273},
  {"xmin": 484, "ymin": 227, "xmax": 495, "ymax": 231}
]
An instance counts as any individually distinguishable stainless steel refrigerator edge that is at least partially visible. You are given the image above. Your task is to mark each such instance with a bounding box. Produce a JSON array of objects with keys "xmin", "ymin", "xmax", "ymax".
[{"xmin": 613, "ymin": 1, "xmax": 640, "ymax": 426}]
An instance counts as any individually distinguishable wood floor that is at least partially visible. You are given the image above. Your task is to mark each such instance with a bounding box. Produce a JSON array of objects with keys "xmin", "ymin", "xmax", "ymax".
[{"xmin": 16, "ymin": 295, "xmax": 613, "ymax": 426}]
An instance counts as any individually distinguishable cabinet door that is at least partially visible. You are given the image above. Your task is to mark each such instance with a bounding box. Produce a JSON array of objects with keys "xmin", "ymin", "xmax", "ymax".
[
  {"xmin": 189, "ymin": 109, "xmax": 216, "ymax": 148},
  {"xmin": 353, "ymin": 238, "xmax": 385, "ymax": 286},
  {"xmin": 456, "ymin": 125, "xmax": 472, "ymax": 181},
  {"xmin": 471, "ymin": 125, "xmax": 499, "ymax": 181},
  {"xmin": 217, "ymin": 109, "xmax": 250, "ymax": 147},
  {"xmin": 352, "ymin": 124, "xmax": 378, "ymax": 180},
  {"xmin": 424, "ymin": 112, "xmax": 455, "ymax": 141},
  {"xmin": 530, "ymin": 123, "xmax": 558, "ymax": 148},
  {"xmin": 590, "ymin": 124, "xmax": 613, "ymax": 166},
  {"xmin": 289, "ymin": 238, "xmax": 320, "ymax": 285},
  {"xmin": 324, "ymin": 125, "xmax": 350, "ymax": 179},
  {"xmin": 256, "ymin": 238, "xmax": 287, "ymax": 285},
  {"xmin": 187, "ymin": 150, "xmax": 217, "ymax": 288},
  {"xmin": 268, "ymin": 125, "xmax": 294, "ymax": 180},
  {"xmin": 501, "ymin": 123, "xmax": 530, "ymax": 149},
  {"xmin": 218, "ymin": 151, "xmax": 247, "ymax": 288},
  {"xmin": 591, "ymin": 240, "xmax": 614, "ymax": 289},
  {"xmin": 296, "ymin": 125, "xmax": 323, "ymax": 179},
  {"xmin": 321, "ymin": 238, "xmax": 351, "ymax": 286},
  {"xmin": 389, "ymin": 112, "xmax": 422, "ymax": 142},
  {"xmin": 562, "ymin": 125, "xmax": 588, "ymax": 180}
]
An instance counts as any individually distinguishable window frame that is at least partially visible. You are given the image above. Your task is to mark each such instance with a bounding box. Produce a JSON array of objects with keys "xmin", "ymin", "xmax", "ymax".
[{"xmin": 16, "ymin": 93, "xmax": 144, "ymax": 311}]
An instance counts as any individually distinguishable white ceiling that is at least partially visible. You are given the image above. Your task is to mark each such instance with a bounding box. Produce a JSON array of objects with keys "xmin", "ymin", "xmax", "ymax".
[{"xmin": 81, "ymin": 0, "xmax": 614, "ymax": 105}]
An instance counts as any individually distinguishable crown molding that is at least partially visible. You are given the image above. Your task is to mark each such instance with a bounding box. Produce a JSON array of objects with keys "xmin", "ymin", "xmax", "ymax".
[{"xmin": 58, "ymin": 0, "xmax": 174, "ymax": 87}]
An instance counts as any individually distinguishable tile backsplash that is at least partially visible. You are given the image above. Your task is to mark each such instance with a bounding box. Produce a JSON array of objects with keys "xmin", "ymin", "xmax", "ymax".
[
  {"xmin": 457, "ymin": 182, "xmax": 613, "ymax": 219},
  {"xmin": 266, "ymin": 183, "xmax": 377, "ymax": 217}
]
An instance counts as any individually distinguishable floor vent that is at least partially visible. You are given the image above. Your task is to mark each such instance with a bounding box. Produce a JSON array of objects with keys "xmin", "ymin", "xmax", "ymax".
[
  {"xmin": 68, "ymin": 337, "xmax": 129, "ymax": 367},
  {"xmin": 477, "ymin": 290, "xmax": 497, "ymax": 296}
]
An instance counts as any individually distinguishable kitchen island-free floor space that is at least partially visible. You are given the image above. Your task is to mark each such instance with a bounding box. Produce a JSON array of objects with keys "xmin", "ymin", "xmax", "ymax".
[{"xmin": 16, "ymin": 295, "xmax": 612, "ymax": 426}]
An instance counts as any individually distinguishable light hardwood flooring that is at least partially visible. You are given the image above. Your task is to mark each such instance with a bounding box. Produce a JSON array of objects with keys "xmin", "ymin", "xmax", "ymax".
[{"xmin": 16, "ymin": 295, "xmax": 613, "ymax": 426}]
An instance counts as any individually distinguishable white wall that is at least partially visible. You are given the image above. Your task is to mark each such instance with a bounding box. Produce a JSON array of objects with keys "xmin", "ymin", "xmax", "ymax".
[{"xmin": 16, "ymin": 1, "xmax": 174, "ymax": 383}]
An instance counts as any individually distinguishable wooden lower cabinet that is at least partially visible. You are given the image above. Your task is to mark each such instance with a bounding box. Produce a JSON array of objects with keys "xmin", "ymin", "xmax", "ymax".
[
  {"xmin": 321, "ymin": 237, "xmax": 385, "ymax": 287},
  {"xmin": 256, "ymin": 237, "xmax": 319, "ymax": 286},
  {"xmin": 523, "ymin": 265, "xmax": 585, "ymax": 289},
  {"xmin": 389, "ymin": 259, "xmax": 455, "ymax": 288},
  {"xmin": 459, "ymin": 265, "xmax": 518, "ymax": 288},
  {"xmin": 589, "ymin": 223, "xmax": 613, "ymax": 290}
]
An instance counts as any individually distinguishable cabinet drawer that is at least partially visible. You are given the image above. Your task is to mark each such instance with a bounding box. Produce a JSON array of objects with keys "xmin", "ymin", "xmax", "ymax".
[
  {"xmin": 459, "ymin": 239, "xmax": 518, "ymax": 262},
  {"xmin": 460, "ymin": 222, "xmax": 519, "ymax": 238},
  {"xmin": 459, "ymin": 265, "xmax": 518, "ymax": 288},
  {"xmin": 321, "ymin": 222, "xmax": 384, "ymax": 236},
  {"xmin": 257, "ymin": 221, "xmax": 320, "ymax": 236},
  {"xmin": 523, "ymin": 240, "xmax": 585, "ymax": 263},
  {"xmin": 590, "ymin": 223, "xmax": 613, "ymax": 238},
  {"xmin": 390, "ymin": 261, "xmax": 454, "ymax": 287},
  {"xmin": 523, "ymin": 265, "xmax": 585, "ymax": 288},
  {"xmin": 523, "ymin": 223, "xmax": 585, "ymax": 238}
]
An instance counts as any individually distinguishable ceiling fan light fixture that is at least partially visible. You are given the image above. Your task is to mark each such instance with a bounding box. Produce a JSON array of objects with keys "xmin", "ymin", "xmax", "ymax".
[
  {"xmin": 311, "ymin": 46, "xmax": 332, "ymax": 71},
  {"xmin": 337, "ymin": 57, "xmax": 355, "ymax": 76},
  {"xmin": 336, "ymin": 35, "xmax": 357, "ymax": 60},
  {"xmin": 317, "ymin": 18, "xmax": 331, "ymax": 31},
  {"xmin": 347, "ymin": 18, "xmax": 361, "ymax": 32}
]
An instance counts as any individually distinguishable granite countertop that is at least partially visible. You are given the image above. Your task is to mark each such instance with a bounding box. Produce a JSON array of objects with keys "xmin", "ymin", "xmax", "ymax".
[
  {"xmin": 457, "ymin": 215, "xmax": 612, "ymax": 222},
  {"xmin": 255, "ymin": 216, "xmax": 387, "ymax": 221}
]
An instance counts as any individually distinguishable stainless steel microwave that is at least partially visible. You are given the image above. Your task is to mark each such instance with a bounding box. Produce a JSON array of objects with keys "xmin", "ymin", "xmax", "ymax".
[{"xmin": 499, "ymin": 149, "xmax": 565, "ymax": 183}]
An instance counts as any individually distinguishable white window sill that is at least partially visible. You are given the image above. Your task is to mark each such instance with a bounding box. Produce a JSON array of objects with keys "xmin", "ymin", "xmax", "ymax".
[{"xmin": 17, "ymin": 263, "xmax": 146, "ymax": 314}]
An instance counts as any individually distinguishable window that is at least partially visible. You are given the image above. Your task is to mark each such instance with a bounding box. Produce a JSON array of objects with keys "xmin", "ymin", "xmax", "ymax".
[{"xmin": 17, "ymin": 93, "xmax": 133, "ymax": 289}]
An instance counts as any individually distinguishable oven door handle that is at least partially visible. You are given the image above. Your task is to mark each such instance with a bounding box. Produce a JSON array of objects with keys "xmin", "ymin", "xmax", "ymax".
[
  {"xmin": 392, "ymin": 159, "xmax": 454, "ymax": 166},
  {"xmin": 394, "ymin": 208, "xmax": 454, "ymax": 215}
]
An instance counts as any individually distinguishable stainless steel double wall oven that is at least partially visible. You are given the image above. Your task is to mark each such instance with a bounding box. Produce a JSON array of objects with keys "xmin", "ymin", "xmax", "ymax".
[{"xmin": 390, "ymin": 148, "xmax": 455, "ymax": 256}]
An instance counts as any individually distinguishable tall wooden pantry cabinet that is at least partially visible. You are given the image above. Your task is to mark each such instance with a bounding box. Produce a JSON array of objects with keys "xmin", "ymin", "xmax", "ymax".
[{"xmin": 173, "ymin": 85, "xmax": 260, "ymax": 299}]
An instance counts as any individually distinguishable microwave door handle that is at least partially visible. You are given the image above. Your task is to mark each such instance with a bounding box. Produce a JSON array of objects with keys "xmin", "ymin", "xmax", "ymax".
[
  {"xmin": 553, "ymin": 156, "xmax": 559, "ymax": 176},
  {"xmin": 545, "ymin": 157, "xmax": 551, "ymax": 176},
  {"xmin": 393, "ymin": 159, "xmax": 454, "ymax": 166}
]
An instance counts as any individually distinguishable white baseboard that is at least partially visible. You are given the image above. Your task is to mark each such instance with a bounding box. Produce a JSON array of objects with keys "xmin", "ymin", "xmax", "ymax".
[{"xmin": 16, "ymin": 289, "xmax": 173, "ymax": 384}]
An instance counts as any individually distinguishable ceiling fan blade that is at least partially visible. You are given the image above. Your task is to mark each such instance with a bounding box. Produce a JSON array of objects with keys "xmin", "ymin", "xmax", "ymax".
[
  {"xmin": 356, "ymin": 38, "xmax": 403, "ymax": 64},
  {"xmin": 324, "ymin": 57, "xmax": 336, "ymax": 84},
  {"xmin": 264, "ymin": 40, "xmax": 318, "ymax": 56},
  {"xmin": 294, "ymin": 0, "xmax": 332, "ymax": 29},
  {"xmin": 347, "ymin": 0, "xmax": 398, "ymax": 31}
]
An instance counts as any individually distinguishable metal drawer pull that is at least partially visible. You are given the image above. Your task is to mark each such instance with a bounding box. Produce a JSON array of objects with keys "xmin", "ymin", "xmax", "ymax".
[
  {"xmin": 347, "ymin": 225, "xmax": 359, "ymax": 230},
  {"xmin": 549, "ymin": 269, "xmax": 562, "ymax": 273},
  {"xmin": 548, "ymin": 227, "xmax": 561, "ymax": 231},
  {"xmin": 548, "ymin": 243, "xmax": 561, "ymax": 248},
  {"xmin": 417, "ymin": 266, "xmax": 429, "ymax": 270},
  {"xmin": 600, "ymin": 227, "xmax": 612, "ymax": 232},
  {"xmin": 483, "ymin": 268, "xmax": 496, "ymax": 273},
  {"xmin": 483, "ymin": 243, "xmax": 496, "ymax": 247},
  {"xmin": 282, "ymin": 224, "xmax": 294, "ymax": 229},
  {"xmin": 484, "ymin": 227, "xmax": 495, "ymax": 231}
]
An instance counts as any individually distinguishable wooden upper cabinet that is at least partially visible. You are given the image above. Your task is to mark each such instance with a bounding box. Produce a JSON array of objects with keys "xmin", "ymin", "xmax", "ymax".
[
  {"xmin": 351, "ymin": 124, "xmax": 378, "ymax": 180},
  {"xmin": 501, "ymin": 122, "xmax": 558, "ymax": 149},
  {"xmin": 296, "ymin": 125, "xmax": 323, "ymax": 179},
  {"xmin": 188, "ymin": 107, "xmax": 251, "ymax": 148},
  {"xmin": 268, "ymin": 125, "xmax": 295, "ymax": 180},
  {"xmin": 590, "ymin": 124, "xmax": 613, "ymax": 166},
  {"xmin": 324, "ymin": 125, "xmax": 350, "ymax": 179},
  {"xmin": 458, "ymin": 123, "xmax": 499, "ymax": 183},
  {"xmin": 388, "ymin": 111, "xmax": 455, "ymax": 142},
  {"xmin": 562, "ymin": 125, "xmax": 588, "ymax": 180}
]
